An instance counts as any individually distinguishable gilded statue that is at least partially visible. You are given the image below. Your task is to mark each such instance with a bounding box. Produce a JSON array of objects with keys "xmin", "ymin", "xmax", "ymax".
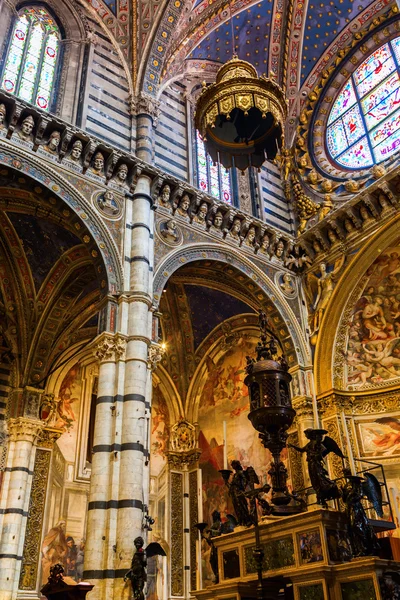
[{"xmin": 304, "ymin": 255, "xmax": 345, "ymax": 343}]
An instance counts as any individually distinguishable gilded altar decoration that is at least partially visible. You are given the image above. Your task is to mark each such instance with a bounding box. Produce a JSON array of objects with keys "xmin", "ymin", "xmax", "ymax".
[
  {"xmin": 20, "ymin": 449, "xmax": 51, "ymax": 590},
  {"xmin": 194, "ymin": 57, "xmax": 287, "ymax": 170},
  {"xmin": 170, "ymin": 472, "xmax": 184, "ymax": 596},
  {"xmin": 166, "ymin": 418, "xmax": 201, "ymax": 468}
]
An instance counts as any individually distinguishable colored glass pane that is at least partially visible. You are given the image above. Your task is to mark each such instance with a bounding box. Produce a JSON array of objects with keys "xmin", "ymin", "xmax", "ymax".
[
  {"xmin": 196, "ymin": 130, "xmax": 232, "ymax": 203},
  {"xmin": 1, "ymin": 7, "xmax": 60, "ymax": 111},
  {"xmin": 327, "ymin": 80, "xmax": 357, "ymax": 125},
  {"xmin": 369, "ymin": 107, "xmax": 400, "ymax": 148},
  {"xmin": 391, "ymin": 37, "xmax": 400, "ymax": 65},
  {"xmin": 327, "ymin": 120, "xmax": 348, "ymax": 158},
  {"xmin": 361, "ymin": 72, "xmax": 400, "ymax": 130},
  {"xmin": 373, "ymin": 127, "xmax": 400, "ymax": 161},
  {"xmin": 221, "ymin": 169, "xmax": 232, "ymax": 204},
  {"xmin": 326, "ymin": 35, "xmax": 400, "ymax": 169},
  {"xmin": 1, "ymin": 15, "xmax": 28, "ymax": 93},
  {"xmin": 336, "ymin": 137, "xmax": 374, "ymax": 169},
  {"xmin": 342, "ymin": 105, "xmax": 365, "ymax": 145},
  {"xmin": 356, "ymin": 56, "xmax": 395, "ymax": 98},
  {"xmin": 354, "ymin": 44, "xmax": 392, "ymax": 86}
]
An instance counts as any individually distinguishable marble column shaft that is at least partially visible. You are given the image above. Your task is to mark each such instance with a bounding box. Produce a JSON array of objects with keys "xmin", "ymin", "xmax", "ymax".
[
  {"xmin": 114, "ymin": 174, "xmax": 153, "ymax": 599},
  {"xmin": 0, "ymin": 418, "xmax": 42, "ymax": 600}
]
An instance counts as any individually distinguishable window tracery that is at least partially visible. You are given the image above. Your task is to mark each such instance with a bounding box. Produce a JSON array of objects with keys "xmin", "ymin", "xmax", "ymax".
[
  {"xmin": 1, "ymin": 6, "xmax": 61, "ymax": 111},
  {"xmin": 196, "ymin": 130, "xmax": 233, "ymax": 204},
  {"xmin": 327, "ymin": 37, "xmax": 400, "ymax": 169}
]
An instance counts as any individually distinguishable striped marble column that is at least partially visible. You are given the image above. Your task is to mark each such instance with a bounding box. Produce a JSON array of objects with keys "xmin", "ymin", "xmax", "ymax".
[
  {"xmin": 84, "ymin": 332, "xmax": 126, "ymax": 600},
  {"xmin": 133, "ymin": 93, "xmax": 160, "ymax": 162},
  {"xmin": 0, "ymin": 417, "xmax": 43, "ymax": 600},
  {"xmin": 114, "ymin": 174, "xmax": 154, "ymax": 599}
]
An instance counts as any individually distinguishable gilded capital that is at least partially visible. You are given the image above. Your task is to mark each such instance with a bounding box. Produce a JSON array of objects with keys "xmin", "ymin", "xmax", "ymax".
[{"xmin": 8, "ymin": 417, "xmax": 43, "ymax": 444}]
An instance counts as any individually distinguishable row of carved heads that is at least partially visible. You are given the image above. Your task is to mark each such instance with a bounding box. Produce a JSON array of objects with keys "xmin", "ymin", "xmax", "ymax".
[{"xmin": 0, "ymin": 104, "xmax": 132, "ymax": 187}]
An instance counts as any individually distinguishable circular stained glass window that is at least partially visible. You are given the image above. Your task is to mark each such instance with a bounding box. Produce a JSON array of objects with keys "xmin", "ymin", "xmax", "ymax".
[{"xmin": 326, "ymin": 37, "xmax": 400, "ymax": 169}]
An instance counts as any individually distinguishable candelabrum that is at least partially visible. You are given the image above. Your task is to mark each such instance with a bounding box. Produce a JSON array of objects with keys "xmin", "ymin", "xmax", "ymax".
[{"xmin": 245, "ymin": 310, "xmax": 303, "ymax": 515}]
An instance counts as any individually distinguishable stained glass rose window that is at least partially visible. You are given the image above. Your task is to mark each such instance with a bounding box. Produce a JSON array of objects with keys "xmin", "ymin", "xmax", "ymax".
[{"xmin": 326, "ymin": 38, "xmax": 400, "ymax": 169}]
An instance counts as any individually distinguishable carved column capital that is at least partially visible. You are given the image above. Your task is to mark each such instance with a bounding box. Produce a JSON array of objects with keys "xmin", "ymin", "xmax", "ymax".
[
  {"xmin": 93, "ymin": 333, "xmax": 127, "ymax": 363},
  {"xmin": 147, "ymin": 343, "xmax": 165, "ymax": 371},
  {"xmin": 130, "ymin": 92, "xmax": 161, "ymax": 127},
  {"xmin": 8, "ymin": 417, "xmax": 43, "ymax": 444},
  {"xmin": 292, "ymin": 396, "xmax": 314, "ymax": 418},
  {"xmin": 37, "ymin": 426, "xmax": 63, "ymax": 449}
]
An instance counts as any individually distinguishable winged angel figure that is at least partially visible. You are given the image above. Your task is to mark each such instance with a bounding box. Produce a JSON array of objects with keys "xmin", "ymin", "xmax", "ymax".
[
  {"xmin": 303, "ymin": 255, "xmax": 345, "ymax": 344},
  {"xmin": 124, "ymin": 536, "xmax": 166, "ymax": 600},
  {"xmin": 342, "ymin": 471, "xmax": 383, "ymax": 556},
  {"xmin": 289, "ymin": 428, "xmax": 345, "ymax": 507}
]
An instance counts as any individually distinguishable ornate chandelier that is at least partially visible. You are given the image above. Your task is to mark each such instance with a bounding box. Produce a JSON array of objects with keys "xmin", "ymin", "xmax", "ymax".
[{"xmin": 194, "ymin": 57, "xmax": 288, "ymax": 171}]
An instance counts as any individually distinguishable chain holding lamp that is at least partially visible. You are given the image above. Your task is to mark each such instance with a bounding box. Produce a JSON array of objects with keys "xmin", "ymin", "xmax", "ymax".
[
  {"xmin": 194, "ymin": 57, "xmax": 288, "ymax": 171},
  {"xmin": 245, "ymin": 311, "xmax": 304, "ymax": 515}
]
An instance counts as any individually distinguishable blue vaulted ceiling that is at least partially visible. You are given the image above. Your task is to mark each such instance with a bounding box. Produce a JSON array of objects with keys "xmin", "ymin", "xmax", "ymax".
[
  {"xmin": 301, "ymin": 0, "xmax": 371, "ymax": 80},
  {"xmin": 188, "ymin": 2, "xmax": 273, "ymax": 77}
]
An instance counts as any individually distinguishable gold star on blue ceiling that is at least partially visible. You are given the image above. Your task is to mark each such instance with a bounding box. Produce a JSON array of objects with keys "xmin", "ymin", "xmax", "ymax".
[{"xmin": 188, "ymin": 1, "xmax": 273, "ymax": 76}]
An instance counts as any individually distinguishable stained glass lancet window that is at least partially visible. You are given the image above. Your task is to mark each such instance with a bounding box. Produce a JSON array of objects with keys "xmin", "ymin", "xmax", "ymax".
[
  {"xmin": 326, "ymin": 37, "xmax": 400, "ymax": 169},
  {"xmin": 1, "ymin": 7, "xmax": 61, "ymax": 111},
  {"xmin": 196, "ymin": 130, "xmax": 233, "ymax": 204}
]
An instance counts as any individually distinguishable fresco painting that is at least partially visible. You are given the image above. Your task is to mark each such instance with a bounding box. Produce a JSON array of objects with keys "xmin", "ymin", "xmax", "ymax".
[
  {"xmin": 55, "ymin": 363, "xmax": 82, "ymax": 463},
  {"xmin": 41, "ymin": 520, "xmax": 85, "ymax": 584},
  {"xmin": 357, "ymin": 415, "xmax": 400, "ymax": 456},
  {"xmin": 150, "ymin": 385, "xmax": 170, "ymax": 477},
  {"xmin": 344, "ymin": 244, "xmax": 400, "ymax": 388}
]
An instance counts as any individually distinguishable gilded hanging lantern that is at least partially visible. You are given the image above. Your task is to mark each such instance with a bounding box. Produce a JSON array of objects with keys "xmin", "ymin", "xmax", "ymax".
[{"xmin": 194, "ymin": 56, "xmax": 288, "ymax": 171}]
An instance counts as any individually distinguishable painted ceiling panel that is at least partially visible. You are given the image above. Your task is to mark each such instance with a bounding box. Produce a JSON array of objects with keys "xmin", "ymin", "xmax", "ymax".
[
  {"xmin": 184, "ymin": 284, "xmax": 254, "ymax": 348},
  {"xmin": 103, "ymin": 0, "xmax": 117, "ymax": 15},
  {"xmin": 188, "ymin": 2, "xmax": 273, "ymax": 75},
  {"xmin": 8, "ymin": 213, "xmax": 81, "ymax": 290},
  {"xmin": 301, "ymin": 0, "xmax": 371, "ymax": 81}
]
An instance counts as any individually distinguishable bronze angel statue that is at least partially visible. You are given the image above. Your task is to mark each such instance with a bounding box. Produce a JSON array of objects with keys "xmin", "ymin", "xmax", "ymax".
[
  {"xmin": 124, "ymin": 536, "xmax": 166, "ymax": 600},
  {"xmin": 289, "ymin": 428, "xmax": 344, "ymax": 507},
  {"xmin": 341, "ymin": 471, "xmax": 382, "ymax": 557}
]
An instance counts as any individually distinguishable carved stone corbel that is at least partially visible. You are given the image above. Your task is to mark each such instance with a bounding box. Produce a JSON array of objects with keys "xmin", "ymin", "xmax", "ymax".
[{"xmin": 165, "ymin": 418, "xmax": 201, "ymax": 468}]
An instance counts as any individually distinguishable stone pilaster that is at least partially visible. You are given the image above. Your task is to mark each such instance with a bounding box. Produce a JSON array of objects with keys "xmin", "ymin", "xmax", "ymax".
[
  {"xmin": 132, "ymin": 93, "xmax": 160, "ymax": 162},
  {"xmin": 165, "ymin": 419, "xmax": 201, "ymax": 600},
  {"xmin": 0, "ymin": 417, "xmax": 43, "ymax": 600}
]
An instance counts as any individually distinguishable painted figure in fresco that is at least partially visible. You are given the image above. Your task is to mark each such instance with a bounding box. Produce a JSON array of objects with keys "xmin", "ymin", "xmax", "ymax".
[
  {"xmin": 197, "ymin": 510, "xmax": 222, "ymax": 583},
  {"xmin": 341, "ymin": 474, "xmax": 381, "ymax": 557},
  {"xmin": 289, "ymin": 429, "xmax": 343, "ymax": 507},
  {"xmin": 65, "ymin": 536, "xmax": 77, "ymax": 579},
  {"xmin": 365, "ymin": 416, "xmax": 400, "ymax": 455},
  {"xmin": 41, "ymin": 520, "xmax": 68, "ymax": 583},
  {"xmin": 76, "ymin": 539, "xmax": 85, "ymax": 581}
]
